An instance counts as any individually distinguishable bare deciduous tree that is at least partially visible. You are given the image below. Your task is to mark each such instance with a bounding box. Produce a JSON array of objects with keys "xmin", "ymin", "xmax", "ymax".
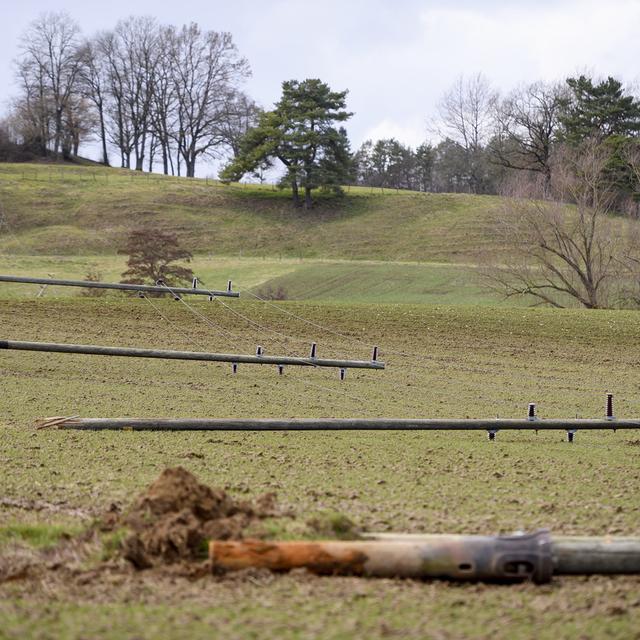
[
  {"xmin": 78, "ymin": 37, "xmax": 110, "ymax": 165},
  {"xmin": 436, "ymin": 73, "xmax": 497, "ymax": 193},
  {"xmin": 216, "ymin": 92, "xmax": 260, "ymax": 159},
  {"xmin": 487, "ymin": 139, "xmax": 629, "ymax": 309},
  {"xmin": 491, "ymin": 81, "xmax": 567, "ymax": 191},
  {"xmin": 618, "ymin": 144, "xmax": 640, "ymax": 302},
  {"xmin": 150, "ymin": 25, "xmax": 178, "ymax": 175},
  {"xmin": 17, "ymin": 12, "xmax": 83, "ymax": 160},
  {"xmin": 113, "ymin": 17, "xmax": 159, "ymax": 171},
  {"xmin": 171, "ymin": 24, "xmax": 250, "ymax": 177}
]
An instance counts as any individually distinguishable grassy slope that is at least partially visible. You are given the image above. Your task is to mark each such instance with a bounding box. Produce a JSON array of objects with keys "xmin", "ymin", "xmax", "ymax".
[
  {"xmin": 0, "ymin": 254, "xmax": 509, "ymax": 306},
  {"xmin": 0, "ymin": 162, "xmax": 512, "ymax": 305},
  {"xmin": 0, "ymin": 163, "xmax": 499, "ymax": 261},
  {"xmin": 0, "ymin": 299, "xmax": 639, "ymax": 638}
]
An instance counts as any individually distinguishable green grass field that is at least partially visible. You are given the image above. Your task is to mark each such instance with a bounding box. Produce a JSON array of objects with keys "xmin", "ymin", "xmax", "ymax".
[
  {"xmin": 1, "ymin": 163, "xmax": 639, "ymax": 639},
  {"xmin": 0, "ymin": 162, "xmax": 502, "ymax": 261},
  {"xmin": 1, "ymin": 299, "xmax": 639, "ymax": 639},
  {"xmin": 0, "ymin": 254, "xmax": 509, "ymax": 306}
]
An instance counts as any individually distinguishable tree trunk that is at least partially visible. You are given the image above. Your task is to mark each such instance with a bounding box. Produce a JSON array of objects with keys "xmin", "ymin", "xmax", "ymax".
[
  {"xmin": 148, "ymin": 137, "xmax": 155, "ymax": 173},
  {"xmin": 162, "ymin": 144, "xmax": 169, "ymax": 175},
  {"xmin": 291, "ymin": 180, "xmax": 300, "ymax": 207},
  {"xmin": 99, "ymin": 107, "xmax": 109, "ymax": 166},
  {"xmin": 184, "ymin": 152, "xmax": 196, "ymax": 178},
  {"xmin": 304, "ymin": 186, "xmax": 313, "ymax": 209},
  {"xmin": 53, "ymin": 110, "xmax": 63, "ymax": 160},
  {"xmin": 136, "ymin": 131, "xmax": 147, "ymax": 171}
]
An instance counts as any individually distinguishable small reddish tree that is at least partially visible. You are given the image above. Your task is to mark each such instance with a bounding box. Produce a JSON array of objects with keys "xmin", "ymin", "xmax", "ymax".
[{"xmin": 119, "ymin": 228, "xmax": 194, "ymax": 288}]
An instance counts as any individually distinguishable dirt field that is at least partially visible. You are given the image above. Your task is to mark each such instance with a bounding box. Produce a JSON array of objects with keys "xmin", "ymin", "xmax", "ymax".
[{"xmin": 1, "ymin": 298, "xmax": 639, "ymax": 639}]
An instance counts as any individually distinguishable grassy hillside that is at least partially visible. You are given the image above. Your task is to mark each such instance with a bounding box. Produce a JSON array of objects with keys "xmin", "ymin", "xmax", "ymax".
[
  {"xmin": 0, "ymin": 254, "xmax": 511, "ymax": 306},
  {"xmin": 0, "ymin": 163, "xmax": 500, "ymax": 261}
]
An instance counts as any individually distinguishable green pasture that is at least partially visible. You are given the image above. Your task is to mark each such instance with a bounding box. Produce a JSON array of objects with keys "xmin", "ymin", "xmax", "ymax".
[
  {"xmin": 1, "ymin": 298, "xmax": 639, "ymax": 639},
  {"xmin": 0, "ymin": 162, "xmax": 500, "ymax": 261},
  {"xmin": 0, "ymin": 254, "xmax": 509, "ymax": 306},
  {"xmin": 1, "ymin": 162, "xmax": 639, "ymax": 638}
]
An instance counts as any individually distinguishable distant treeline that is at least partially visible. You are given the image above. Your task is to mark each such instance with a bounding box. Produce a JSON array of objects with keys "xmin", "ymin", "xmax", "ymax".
[
  {"xmin": 353, "ymin": 75, "xmax": 640, "ymax": 206},
  {"xmin": 0, "ymin": 13, "xmax": 254, "ymax": 177}
]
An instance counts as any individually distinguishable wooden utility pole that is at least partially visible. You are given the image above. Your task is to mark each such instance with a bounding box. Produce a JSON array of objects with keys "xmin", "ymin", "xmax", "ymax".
[
  {"xmin": 1, "ymin": 340, "xmax": 384, "ymax": 371},
  {"xmin": 0, "ymin": 275, "xmax": 238, "ymax": 298}
]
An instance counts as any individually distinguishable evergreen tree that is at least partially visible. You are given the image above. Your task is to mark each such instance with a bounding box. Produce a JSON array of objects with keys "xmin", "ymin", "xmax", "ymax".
[
  {"xmin": 560, "ymin": 76, "xmax": 640, "ymax": 198},
  {"xmin": 414, "ymin": 143, "xmax": 434, "ymax": 192},
  {"xmin": 560, "ymin": 75, "xmax": 640, "ymax": 143},
  {"xmin": 220, "ymin": 78, "xmax": 353, "ymax": 208}
]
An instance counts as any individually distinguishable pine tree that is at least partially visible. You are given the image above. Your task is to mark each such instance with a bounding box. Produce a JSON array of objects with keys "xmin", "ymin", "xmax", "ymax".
[
  {"xmin": 220, "ymin": 79, "xmax": 353, "ymax": 209},
  {"xmin": 560, "ymin": 75, "xmax": 640, "ymax": 143}
]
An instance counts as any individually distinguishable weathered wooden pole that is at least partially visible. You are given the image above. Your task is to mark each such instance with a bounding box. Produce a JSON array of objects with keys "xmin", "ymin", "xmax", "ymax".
[
  {"xmin": 209, "ymin": 532, "xmax": 640, "ymax": 582},
  {"xmin": 40, "ymin": 417, "xmax": 640, "ymax": 431},
  {"xmin": 0, "ymin": 275, "xmax": 239, "ymax": 298},
  {"xmin": 1, "ymin": 339, "xmax": 385, "ymax": 370}
]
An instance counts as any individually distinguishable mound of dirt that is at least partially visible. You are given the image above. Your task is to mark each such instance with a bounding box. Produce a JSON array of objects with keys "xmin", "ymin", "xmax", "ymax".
[{"xmin": 117, "ymin": 467, "xmax": 279, "ymax": 570}]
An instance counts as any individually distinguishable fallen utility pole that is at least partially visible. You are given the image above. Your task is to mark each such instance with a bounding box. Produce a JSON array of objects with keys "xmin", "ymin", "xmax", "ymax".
[
  {"xmin": 0, "ymin": 275, "xmax": 239, "ymax": 298},
  {"xmin": 1, "ymin": 339, "xmax": 384, "ymax": 370},
  {"xmin": 39, "ymin": 417, "xmax": 640, "ymax": 432},
  {"xmin": 209, "ymin": 530, "xmax": 640, "ymax": 583}
]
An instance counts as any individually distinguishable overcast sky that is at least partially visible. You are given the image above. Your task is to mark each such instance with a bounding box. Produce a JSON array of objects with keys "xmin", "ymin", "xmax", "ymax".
[{"xmin": 2, "ymin": 0, "xmax": 639, "ymax": 171}]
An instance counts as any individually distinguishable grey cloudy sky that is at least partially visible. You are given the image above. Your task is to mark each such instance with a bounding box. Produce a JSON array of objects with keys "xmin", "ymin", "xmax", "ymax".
[{"xmin": 2, "ymin": 0, "xmax": 640, "ymax": 166}]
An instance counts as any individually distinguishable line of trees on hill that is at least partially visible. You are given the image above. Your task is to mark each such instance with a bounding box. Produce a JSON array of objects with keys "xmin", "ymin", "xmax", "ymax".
[
  {"xmin": 353, "ymin": 74, "xmax": 640, "ymax": 212},
  {"xmin": 0, "ymin": 12, "xmax": 255, "ymax": 176}
]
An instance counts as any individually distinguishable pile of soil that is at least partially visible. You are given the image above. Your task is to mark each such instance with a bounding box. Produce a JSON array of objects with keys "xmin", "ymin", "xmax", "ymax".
[{"xmin": 112, "ymin": 467, "xmax": 279, "ymax": 569}]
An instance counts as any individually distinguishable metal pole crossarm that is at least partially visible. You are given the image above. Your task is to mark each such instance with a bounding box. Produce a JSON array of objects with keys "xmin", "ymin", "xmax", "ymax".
[
  {"xmin": 0, "ymin": 340, "xmax": 385, "ymax": 370},
  {"xmin": 0, "ymin": 275, "xmax": 239, "ymax": 298},
  {"xmin": 37, "ymin": 417, "xmax": 640, "ymax": 430}
]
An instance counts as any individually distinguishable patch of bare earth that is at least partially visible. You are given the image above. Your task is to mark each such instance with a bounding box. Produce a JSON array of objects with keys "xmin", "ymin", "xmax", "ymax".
[{"xmin": 0, "ymin": 466, "xmax": 285, "ymax": 587}]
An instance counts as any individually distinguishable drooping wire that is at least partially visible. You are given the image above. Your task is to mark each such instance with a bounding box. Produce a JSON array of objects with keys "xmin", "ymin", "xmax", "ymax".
[
  {"xmin": 196, "ymin": 283, "xmax": 316, "ymax": 350},
  {"xmin": 138, "ymin": 287, "xmax": 385, "ymax": 416},
  {"xmin": 236, "ymin": 284, "xmax": 373, "ymax": 349},
  {"xmin": 154, "ymin": 282, "xmax": 322, "ymax": 369},
  {"xmin": 236, "ymin": 282, "xmax": 438, "ymax": 366},
  {"xmin": 155, "ymin": 283, "xmax": 251, "ymax": 346},
  {"xmin": 153, "ymin": 283, "xmax": 405, "ymax": 414},
  {"xmin": 232, "ymin": 282, "xmax": 444, "ymax": 413},
  {"xmin": 139, "ymin": 293, "xmax": 207, "ymax": 350}
]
